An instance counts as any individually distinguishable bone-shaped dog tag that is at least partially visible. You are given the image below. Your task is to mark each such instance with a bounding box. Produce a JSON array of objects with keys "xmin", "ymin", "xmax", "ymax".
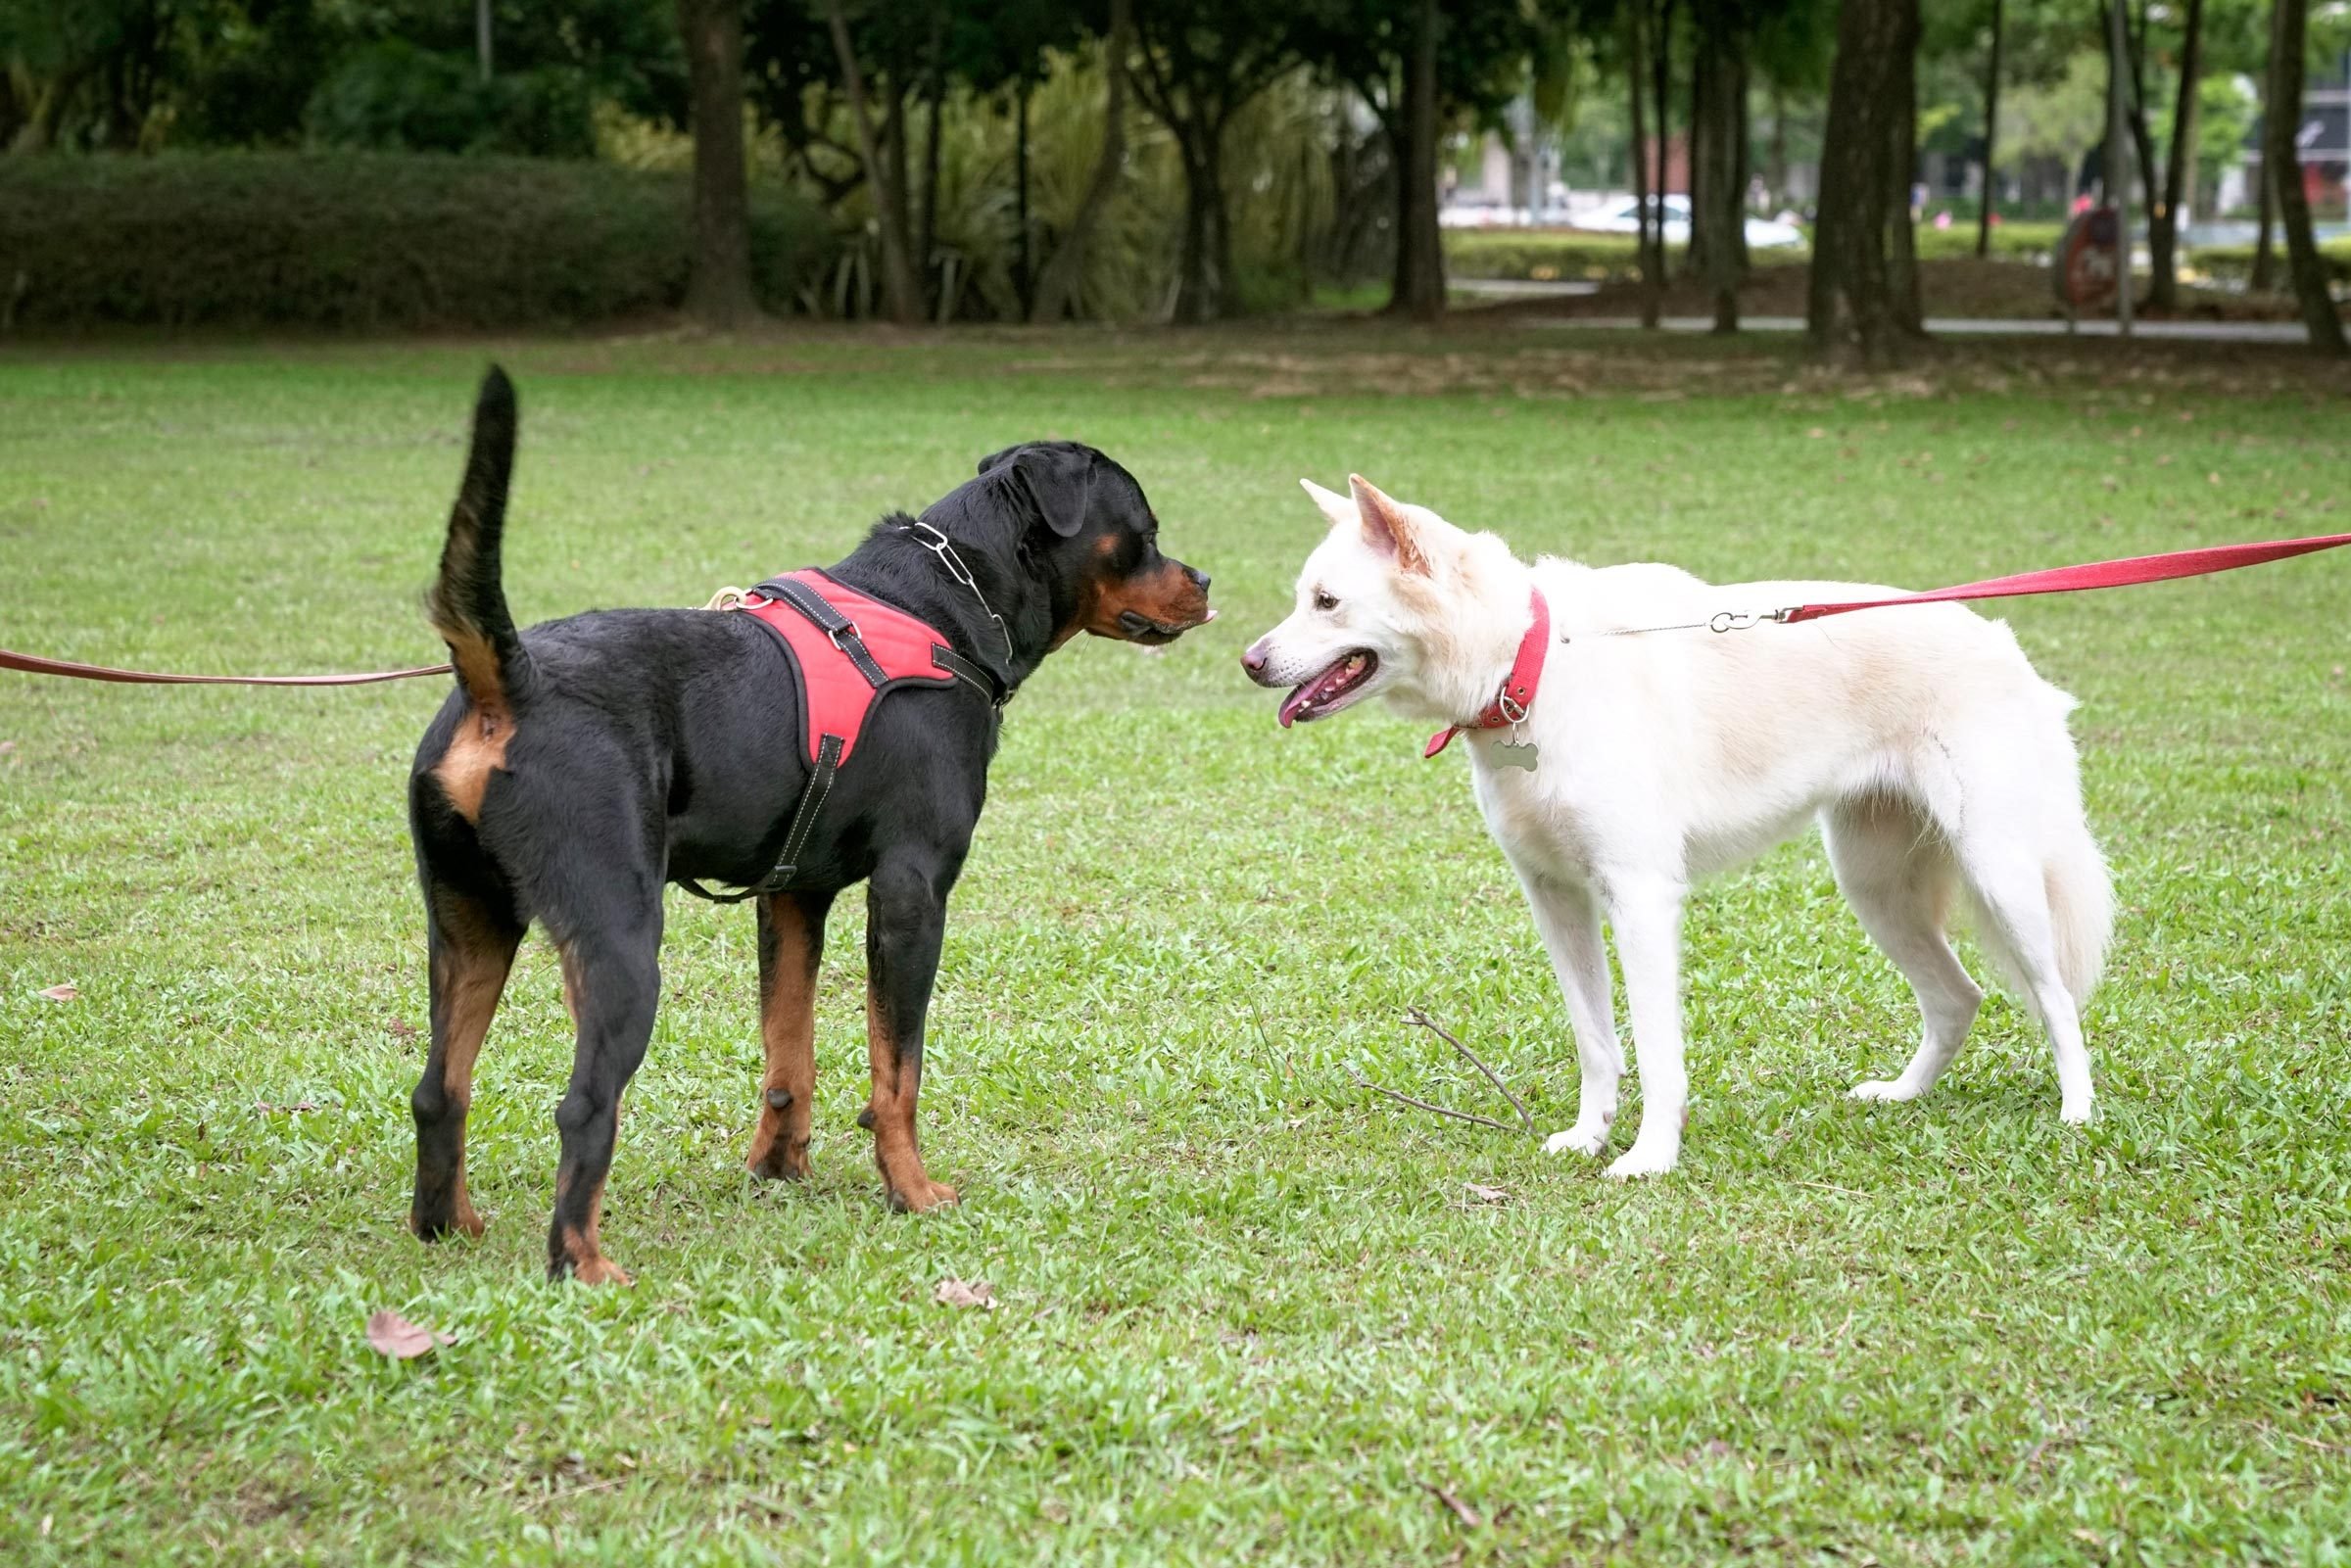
[{"xmin": 1492, "ymin": 738, "xmax": 1540, "ymax": 772}]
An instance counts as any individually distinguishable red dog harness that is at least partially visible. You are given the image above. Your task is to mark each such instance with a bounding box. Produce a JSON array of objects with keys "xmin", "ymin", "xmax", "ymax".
[
  {"xmin": 678, "ymin": 570, "xmax": 1001, "ymax": 902},
  {"xmin": 1424, "ymin": 588, "xmax": 1549, "ymax": 759}
]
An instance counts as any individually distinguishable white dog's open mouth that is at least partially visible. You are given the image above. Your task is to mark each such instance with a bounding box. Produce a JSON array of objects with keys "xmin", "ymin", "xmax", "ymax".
[{"xmin": 1278, "ymin": 651, "xmax": 1379, "ymax": 727}]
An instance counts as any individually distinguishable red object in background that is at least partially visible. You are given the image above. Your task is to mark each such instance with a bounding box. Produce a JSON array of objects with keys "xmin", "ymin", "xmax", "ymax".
[{"xmin": 2054, "ymin": 208, "xmax": 2120, "ymax": 310}]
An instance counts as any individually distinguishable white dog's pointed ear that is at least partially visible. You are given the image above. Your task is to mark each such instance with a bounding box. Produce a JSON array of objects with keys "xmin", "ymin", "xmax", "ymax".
[
  {"xmin": 1348, "ymin": 474, "xmax": 1432, "ymax": 576},
  {"xmin": 1299, "ymin": 478, "xmax": 1354, "ymax": 530}
]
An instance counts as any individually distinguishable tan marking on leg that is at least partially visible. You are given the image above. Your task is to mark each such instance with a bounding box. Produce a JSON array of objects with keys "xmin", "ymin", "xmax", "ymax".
[
  {"xmin": 745, "ymin": 896, "xmax": 820, "ymax": 1181},
  {"xmin": 425, "ymin": 933, "xmax": 511, "ymax": 1239},
  {"xmin": 430, "ymin": 702, "xmax": 513, "ymax": 824},
  {"xmin": 559, "ymin": 1102, "xmax": 631, "ymax": 1287},
  {"xmin": 865, "ymin": 980, "xmax": 956, "ymax": 1212},
  {"xmin": 550, "ymin": 943, "xmax": 633, "ymax": 1285}
]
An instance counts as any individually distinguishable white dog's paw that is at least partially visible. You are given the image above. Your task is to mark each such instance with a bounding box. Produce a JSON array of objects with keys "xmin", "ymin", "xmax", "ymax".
[
  {"xmin": 1543, "ymin": 1121, "xmax": 1611, "ymax": 1159},
  {"xmin": 2060, "ymin": 1097, "xmax": 2094, "ymax": 1125},
  {"xmin": 1606, "ymin": 1140, "xmax": 1679, "ymax": 1180},
  {"xmin": 1848, "ymin": 1077, "xmax": 1926, "ymax": 1104}
]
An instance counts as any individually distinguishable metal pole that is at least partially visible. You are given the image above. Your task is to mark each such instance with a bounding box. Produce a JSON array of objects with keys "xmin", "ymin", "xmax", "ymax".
[
  {"xmin": 477, "ymin": 0, "xmax": 493, "ymax": 83},
  {"xmin": 2106, "ymin": 0, "xmax": 2132, "ymax": 334}
]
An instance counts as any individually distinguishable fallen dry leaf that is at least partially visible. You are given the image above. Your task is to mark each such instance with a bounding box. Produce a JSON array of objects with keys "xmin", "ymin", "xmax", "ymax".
[
  {"xmin": 365, "ymin": 1309, "xmax": 455, "ymax": 1359},
  {"xmin": 934, "ymin": 1277, "xmax": 995, "ymax": 1310},
  {"xmin": 388, "ymin": 1019, "xmax": 420, "ymax": 1044},
  {"xmin": 37, "ymin": 984, "xmax": 77, "ymax": 1002},
  {"xmin": 1463, "ymin": 1182, "xmax": 1511, "ymax": 1206}
]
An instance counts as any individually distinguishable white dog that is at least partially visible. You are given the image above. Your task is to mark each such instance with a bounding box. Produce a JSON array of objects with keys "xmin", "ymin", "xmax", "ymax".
[{"xmin": 1243, "ymin": 476, "xmax": 2112, "ymax": 1178}]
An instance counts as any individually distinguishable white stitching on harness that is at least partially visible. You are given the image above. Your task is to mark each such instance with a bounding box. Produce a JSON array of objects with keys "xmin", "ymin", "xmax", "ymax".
[{"xmin": 780, "ymin": 736, "xmax": 841, "ymax": 869}]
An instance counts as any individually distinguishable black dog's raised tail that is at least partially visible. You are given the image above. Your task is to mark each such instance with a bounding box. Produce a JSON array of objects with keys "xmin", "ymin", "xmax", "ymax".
[{"xmin": 428, "ymin": 367, "xmax": 527, "ymax": 721}]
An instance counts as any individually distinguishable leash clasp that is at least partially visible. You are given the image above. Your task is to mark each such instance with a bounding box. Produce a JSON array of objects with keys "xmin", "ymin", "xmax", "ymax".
[
  {"xmin": 1496, "ymin": 691, "xmax": 1529, "ymax": 725},
  {"xmin": 1707, "ymin": 608, "xmax": 1792, "ymax": 635}
]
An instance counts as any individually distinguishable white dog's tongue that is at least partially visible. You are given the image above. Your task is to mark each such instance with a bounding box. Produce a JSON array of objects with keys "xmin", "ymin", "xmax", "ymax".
[{"xmin": 1278, "ymin": 655, "xmax": 1355, "ymax": 727}]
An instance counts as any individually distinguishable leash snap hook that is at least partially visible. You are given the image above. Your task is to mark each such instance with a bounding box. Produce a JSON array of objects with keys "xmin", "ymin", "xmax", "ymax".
[{"xmin": 1497, "ymin": 691, "xmax": 1529, "ymax": 725}]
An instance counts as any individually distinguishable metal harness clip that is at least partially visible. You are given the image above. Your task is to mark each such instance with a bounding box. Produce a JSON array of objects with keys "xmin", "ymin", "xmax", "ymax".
[{"xmin": 906, "ymin": 519, "xmax": 1015, "ymax": 661}]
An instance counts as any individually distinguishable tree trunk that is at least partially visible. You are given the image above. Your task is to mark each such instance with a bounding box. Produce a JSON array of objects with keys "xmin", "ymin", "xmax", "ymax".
[
  {"xmin": 477, "ymin": 0, "xmax": 494, "ymax": 82},
  {"xmin": 1687, "ymin": 39, "xmax": 1708, "ymax": 280},
  {"xmin": 2265, "ymin": 0, "xmax": 2347, "ymax": 354},
  {"xmin": 676, "ymin": 0, "xmax": 760, "ymax": 327},
  {"xmin": 826, "ymin": 0, "xmax": 922, "ymax": 325},
  {"xmin": 1626, "ymin": 5, "xmax": 1661, "ymax": 327},
  {"xmin": 1032, "ymin": 0, "xmax": 1131, "ymax": 322},
  {"xmin": 1808, "ymin": 0, "xmax": 1923, "ymax": 365},
  {"xmin": 917, "ymin": 11, "xmax": 947, "ymax": 318},
  {"xmin": 1173, "ymin": 127, "xmax": 1233, "ymax": 322},
  {"xmin": 1693, "ymin": 21, "xmax": 1744, "ymax": 329},
  {"xmin": 1387, "ymin": 0, "xmax": 1446, "ymax": 319},
  {"xmin": 2252, "ymin": 156, "xmax": 2276, "ymax": 291},
  {"xmin": 1768, "ymin": 80, "xmax": 1789, "ymax": 201},
  {"xmin": 1652, "ymin": 0, "xmax": 1673, "ymax": 243},
  {"xmin": 2146, "ymin": 0, "xmax": 2204, "ymax": 311},
  {"xmin": 885, "ymin": 82, "xmax": 914, "ymax": 287},
  {"xmin": 2121, "ymin": 4, "xmax": 2157, "ymax": 217},
  {"xmin": 1016, "ymin": 78, "xmax": 1034, "ymax": 313},
  {"xmin": 1887, "ymin": 11, "xmax": 1921, "ymax": 334},
  {"xmin": 1977, "ymin": 0, "xmax": 2003, "ymax": 258},
  {"xmin": 1732, "ymin": 57, "xmax": 1751, "ymax": 272}
]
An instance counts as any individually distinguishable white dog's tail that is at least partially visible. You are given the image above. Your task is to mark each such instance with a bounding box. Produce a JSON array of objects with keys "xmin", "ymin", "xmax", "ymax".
[{"xmin": 2042, "ymin": 823, "xmax": 2114, "ymax": 1002}]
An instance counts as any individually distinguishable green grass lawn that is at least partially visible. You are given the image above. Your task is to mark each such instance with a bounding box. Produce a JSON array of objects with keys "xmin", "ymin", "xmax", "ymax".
[{"xmin": 2, "ymin": 328, "xmax": 2347, "ymax": 1564}]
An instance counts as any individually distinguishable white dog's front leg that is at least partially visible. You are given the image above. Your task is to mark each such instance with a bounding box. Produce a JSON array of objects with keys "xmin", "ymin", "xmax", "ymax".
[
  {"xmin": 1519, "ymin": 875, "xmax": 1619, "ymax": 1158},
  {"xmin": 1604, "ymin": 879, "xmax": 1688, "ymax": 1178}
]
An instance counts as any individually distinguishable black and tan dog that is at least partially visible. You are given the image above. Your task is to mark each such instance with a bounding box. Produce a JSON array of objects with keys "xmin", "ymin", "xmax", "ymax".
[{"xmin": 408, "ymin": 369, "xmax": 1212, "ymax": 1283}]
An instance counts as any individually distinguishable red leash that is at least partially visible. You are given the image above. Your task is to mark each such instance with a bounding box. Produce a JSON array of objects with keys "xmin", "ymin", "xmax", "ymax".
[
  {"xmin": 1776, "ymin": 530, "xmax": 2351, "ymax": 624},
  {"xmin": 0, "ymin": 648, "xmax": 452, "ymax": 687}
]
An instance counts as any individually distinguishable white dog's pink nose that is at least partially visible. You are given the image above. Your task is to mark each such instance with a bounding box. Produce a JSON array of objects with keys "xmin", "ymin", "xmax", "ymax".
[{"xmin": 1240, "ymin": 640, "xmax": 1271, "ymax": 680}]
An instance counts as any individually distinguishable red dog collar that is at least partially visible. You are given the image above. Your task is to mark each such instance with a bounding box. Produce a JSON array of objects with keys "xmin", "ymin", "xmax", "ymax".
[{"xmin": 1424, "ymin": 588, "xmax": 1549, "ymax": 758}]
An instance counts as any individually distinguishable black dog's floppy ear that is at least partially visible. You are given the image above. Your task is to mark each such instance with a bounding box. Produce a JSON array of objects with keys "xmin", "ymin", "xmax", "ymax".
[{"xmin": 988, "ymin": 443, "xmax": 1094, "ymax": 538}]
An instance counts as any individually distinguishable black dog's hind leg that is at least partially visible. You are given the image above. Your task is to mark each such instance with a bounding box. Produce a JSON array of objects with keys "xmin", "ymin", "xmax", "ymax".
[
  {"xmin": 410, "ymin": 890, "xmax": 524, "ymax": 1241},
  {"xmin": 747, "ymin": 890, "xmax": 835, "ymax": 1182},
  {"xmin": 862, "ymin": 855, "xmax": 963, "ymax": 1212},
  {"xmin": 547, "ymin": 904, "xmax": 663, "ymax": 1284}
]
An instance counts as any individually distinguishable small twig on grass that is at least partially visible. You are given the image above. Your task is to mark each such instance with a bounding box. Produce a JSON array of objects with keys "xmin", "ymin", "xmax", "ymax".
[
  {"xmin": 1403, "ymin": 1007, "xmax": 1537, "ymax": 1137},
  {"xmin": 2262, "ymin": 1423, "xmax": 2351, "ymax": 1455},
  {"xmin": 1794, "ymin": 1179, "xmax": 1870, "ymax": 1200},
  {"xmin": 1348, "ymin": 1070, "xmax": 1522, "ymax": 1133},
  {"xmin": 518, "ymin": 1477, "xmax": 628, "ymax": 1511},
  {"xmin": 2015, "ymin": 1420, "xmax": 2084, "ymax": 1478},
  {"xmin": 1421, "ymin": 1480, "xmax": 1483, "ymax": 1529}
]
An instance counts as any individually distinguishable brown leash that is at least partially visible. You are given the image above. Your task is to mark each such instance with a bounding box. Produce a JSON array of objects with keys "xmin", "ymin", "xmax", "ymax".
[{"xmin": 0, "ymin": 647, "xmax": 453, "ymax": 687}]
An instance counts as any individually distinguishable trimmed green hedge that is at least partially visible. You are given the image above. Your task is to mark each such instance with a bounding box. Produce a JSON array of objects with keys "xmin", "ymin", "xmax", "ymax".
[
  {"xmin": 1444, "ymin": 221, "xmax": 2074, "ymax": 284},
  {"xmin": 1445, "ymin": 227, "xmax": 1815, "ymax": 285},
  {"xmin": 1446, "ymin": 230, "xmax": 1650, "ymax": 285},
  {"xmin": 0, "ymin": 152, "xmax": 834, "ymax": 330},
  {"xmin": 2189, "ymin": 240, "xmax": 2351, "ymax": 285},
  {"xmin": 1913, "ymin": 221, "xmax": 2064, "ymax": 261}
]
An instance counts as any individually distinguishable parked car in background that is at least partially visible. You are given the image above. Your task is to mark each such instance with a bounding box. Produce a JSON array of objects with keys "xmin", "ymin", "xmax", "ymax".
[{"xmin": 1571, "ymin": 195, "xmax": 1807, "ymax": 251}]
